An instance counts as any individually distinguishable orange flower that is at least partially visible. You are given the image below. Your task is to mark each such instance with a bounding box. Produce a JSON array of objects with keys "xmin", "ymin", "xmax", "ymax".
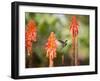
[
  {"xmin": 70, "ymin": 16, "xmax": 79, "ymax": 37},
  {"xmin": 25, "ymin": 20, "xmax": 37, "ymax": 54},
  {"xmin": 45, "ymin": 32, "xmax": 57, "ymax": 66}
]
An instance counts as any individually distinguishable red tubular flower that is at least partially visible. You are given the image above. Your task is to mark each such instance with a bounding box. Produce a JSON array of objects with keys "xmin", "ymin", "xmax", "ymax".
[
  {"xmin": 70, "ymin": 16, "xmax": 79, "ymax": 37},
  {"xmin": 45, "ymin": 32, "xmax": 57, "ymax": 67},
  {"xmin": 25, "ymin": 20, "xmax": 37, "ymax": 55},
  {"xmin": 70, "ymin": 16, "xmax": 79, "ymax": 66}
]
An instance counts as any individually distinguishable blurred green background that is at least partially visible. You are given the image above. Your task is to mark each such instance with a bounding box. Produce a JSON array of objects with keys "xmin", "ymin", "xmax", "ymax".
[{"xmin": 25, "ymin": 12, "xmax": 89, "ymax": 68}]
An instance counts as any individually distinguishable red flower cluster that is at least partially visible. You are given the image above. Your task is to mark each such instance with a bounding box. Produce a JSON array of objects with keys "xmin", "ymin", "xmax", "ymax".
[
  {"xmin": 25, "ymin": 20, "xmax": 37, "ymax": 55},
  {"xmin": 70, "ymin": 16, "xmax": 79, "ymax": 37},
  {"xmin": 45, "ymin": 32, "xmax": 57, "ymax": 60}
]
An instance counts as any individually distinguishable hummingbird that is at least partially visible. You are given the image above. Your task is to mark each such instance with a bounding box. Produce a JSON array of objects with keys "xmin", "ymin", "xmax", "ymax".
[{"xmin": 58, "ymin": 40, "xmax": 68, "ymax": 48}]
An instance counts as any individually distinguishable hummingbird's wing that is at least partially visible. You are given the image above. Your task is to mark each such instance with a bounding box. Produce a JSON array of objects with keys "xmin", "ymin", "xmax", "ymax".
[
  {"xmin": 65, "ymin": 40, "xmax": 68, "ymax": 43},
  {"xmin": 58, "ymin": 40, "xmax": 66, "ymax": 48},
  {"xmin": 58, "ymin": 40, "xmax": 68, "ymax": 48},
  {"xmin": 58, "ymin": 40, "xmax": 65, "ymax": 44}
]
